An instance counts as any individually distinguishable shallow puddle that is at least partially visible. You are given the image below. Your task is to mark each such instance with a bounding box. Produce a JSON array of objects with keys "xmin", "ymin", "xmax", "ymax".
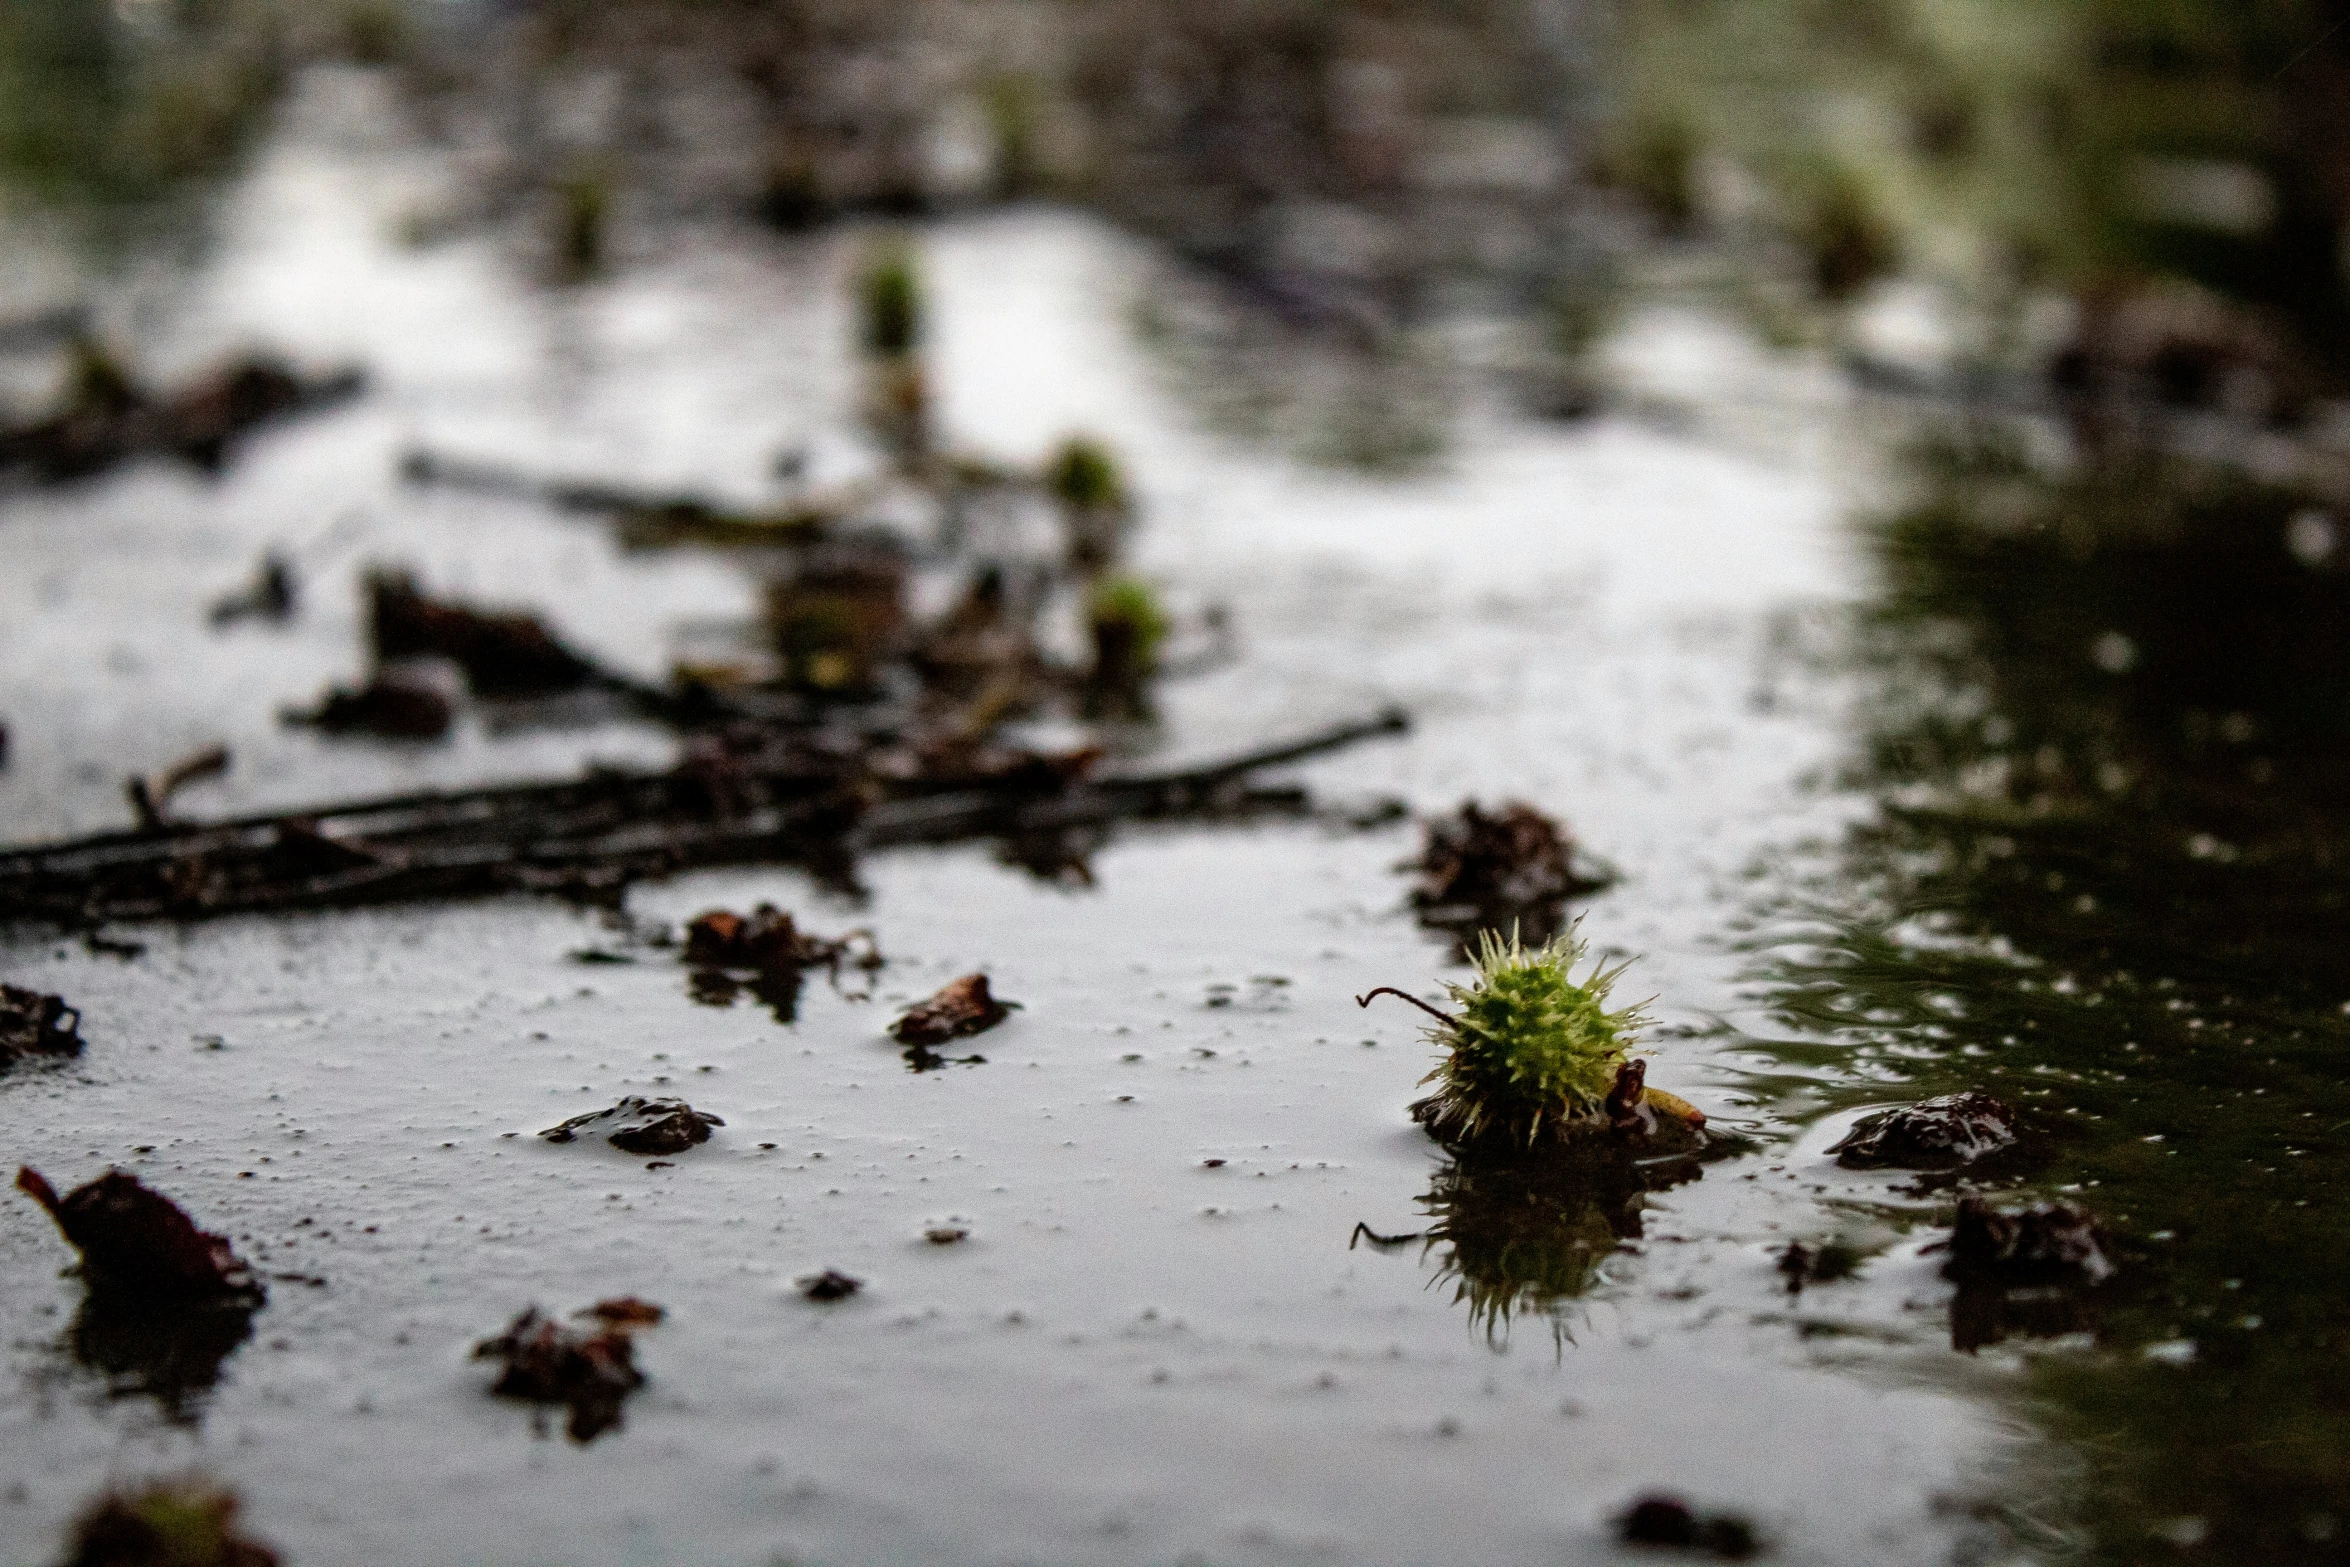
[{"xmin": 11, "ymin": 62, "xmax": 2338, "ymax": 1567}]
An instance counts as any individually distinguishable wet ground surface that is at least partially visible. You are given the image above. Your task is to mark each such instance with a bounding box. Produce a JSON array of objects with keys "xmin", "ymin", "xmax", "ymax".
[{"xmin": 10, "ymin": 65, "xmax": 2345, "ymax": 1567}]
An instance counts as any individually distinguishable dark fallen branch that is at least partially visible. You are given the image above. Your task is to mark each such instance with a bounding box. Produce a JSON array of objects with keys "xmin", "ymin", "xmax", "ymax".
[
  {"xmin": 0, "ymin": 709, "xmax": 1410, "ymax": 927},
  {"xmin": 400, "ymin": 448, "xmax": 837, "ymax": 549}
]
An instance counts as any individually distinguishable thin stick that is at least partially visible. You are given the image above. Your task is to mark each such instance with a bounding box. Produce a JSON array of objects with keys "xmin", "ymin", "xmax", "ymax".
[{"xmin": 1355, "ymin": 987, "xmax": 1456, "ymax": 1027}]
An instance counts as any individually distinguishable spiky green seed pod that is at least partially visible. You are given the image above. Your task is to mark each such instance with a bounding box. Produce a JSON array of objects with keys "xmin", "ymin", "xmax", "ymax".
[{"xmin": 1412, "ymin": 927, "xmax": 1647, "ymax": 1150}]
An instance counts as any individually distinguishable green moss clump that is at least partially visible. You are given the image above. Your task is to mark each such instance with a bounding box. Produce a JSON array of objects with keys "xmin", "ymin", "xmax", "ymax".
[
  {"xmin": 1047, "ymin": 435, "xmax": 1125, "ymax": 513},
  {"xmin": 857, "ymin": 240, "xmax": 923, "ymax": 358},
  {"xmin": 1411, "ymin": 928, "xmax": 1647, "ymax": 1149}
]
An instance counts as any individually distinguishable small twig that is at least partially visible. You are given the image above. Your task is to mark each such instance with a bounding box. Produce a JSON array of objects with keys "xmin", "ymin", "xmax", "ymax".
[{"xmin": 1355, "ymin": 986, "xmax": 1457, "ymax": 1028}]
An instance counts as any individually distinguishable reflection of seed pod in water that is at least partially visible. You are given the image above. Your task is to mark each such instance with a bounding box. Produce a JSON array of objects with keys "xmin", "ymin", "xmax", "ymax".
[{"xmin": 1416, "ymin": 1142, "xmax": 1695, "ymax": 1345}]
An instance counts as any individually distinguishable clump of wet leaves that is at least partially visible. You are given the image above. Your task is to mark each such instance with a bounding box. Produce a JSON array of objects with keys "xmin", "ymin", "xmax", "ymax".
[
  {"xmin": 539, "ymin": 1097, "xmax": 724, "ymax": 1157},
  {"xmin": 1410, "ymin": 800, "xmax": 1611, "ymax": 951},
  {"xmin": 1, "ymin": 983, "xmax": 82, "ymax": 1072},
  {"xmin": 1829, "ymin": 1090, "xmax": 2025, "ymax": 1174},
  {"xmin": 56, "ymin": 1478, "xmax": 281, "ymax": 1567},
  {"xmin": 474, "ymin": 1300, "xmax": 660, "ymax": 1443},
  {"xmin": 1618, "ymin": 1494, "xmax": 1762, "ymax": 1559},
  {"xmin": 1366, "ymin": 928, "xmax": 1701, "ymax": 1153},
  {"xmin": 1941, "ymin": 1195, "xmax": 2118, "ymax": 1353},
  {"xmin": 891, "ymin": 973, "xmax": 1015, "ymax": 1068}
]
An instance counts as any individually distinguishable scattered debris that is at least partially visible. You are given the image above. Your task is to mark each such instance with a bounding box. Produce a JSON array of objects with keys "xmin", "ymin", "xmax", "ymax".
[
  {"xmin": 1618, "ymin": 1495, "xmax": 1762, "ymax": 1559},
  {"xmin": 0, "ymin": 708, "xmax": 1408, "ymax": 926},
  {"xmin": 1, "ymin": 984, "xmax": 82, "ymax": 1071},
  {"xmin": 126, "ymin": 745, "xmax": 231, "ymax": 833},
  {"xmin": 207, "ymin": 553, "xmax": 298, "ymax": 628},
  {"xmin": 1829, "ymin": 1091, "xmax": 2021, "ymax": 1171},
  {"xmin": 797, "ymin": 1269, "xmax": 863, "ymax": 1301},
  {"xmin": 1409, "ymin": 800, "xmax": 1611, "ymax": 948},
  {"xmin": 1943, "ymin": 1195, "xmax": 2114, "ymax": 1288},
  {"xmin": 891, "ymin": 973, "xmax": 1015, "ymax": 1047},
  {"xmin": 685, "ymin": 903, "xmax": 880, "ymax": 976},
  {"xmin": 15, "ymin": 1167, "xmax": 263, "ymax": 1304},
  {"xmin": 0, "ymin": 341, "xmax": 362, "ymax": 485},
  {"xmin": 474, "ymin": 1304, "xmax": 651, "ymax": 1442},
  {"xmin": 1363, "ymin": 928, "xmax": 1700, "ymax": 1153},
  {"xmin": 366, "ymin": 569, "xmax": 599, "ymax": 699},
  {"xmin": 282, "ymin": 669, "xmax": 456, "ymax": 740},
  {"xmin": 580, "ymin": 1297, "xmax": 665, "ymax": 1328},
  {"xmin": 539, "ymin": 1097, "xmax": 724, "ymax": 1156},
  {"xmin": 1776, "ymin": 1239, "xmax": 1862, "ymax": 1295},
  {"xmin": 57, "ymin": 1479, "xmax": 281, "ymax": 1567}
]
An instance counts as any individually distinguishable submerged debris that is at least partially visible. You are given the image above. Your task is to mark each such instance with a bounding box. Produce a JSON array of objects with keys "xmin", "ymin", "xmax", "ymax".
[
  {"xmin": 1410, "ymin": 800, "xmax": 1610, "ymax": 949},
  {"xmin": 1618, "ymin": 1495, "xmax": 1762, "ymax": 1559},
  {"xmin": 367, "ymin": 569, "xmax": 600, "ymax": 699},
  {"xmin": 15, "ymin": 1168, "xmax": 262, "ymax": 1304},
  {"xmin": 1944, "ymin": 1195, "xmax": 2114, "ymax": 1288},
  {"xmin": 1776, "ymin": 1238, "xmax": 1862, "ymax": 1295},
  {"xmin": 474, "ymin": 1304, "xmax": 653, "ymax": 1443},
  {"xmin": 582, "ymin": 1297, "xmax": 665, "ymax": 1328},
  {"xmin": 797, "ymin": 1269, "xmax": 863, "ymax": 1302},
  {"xmin": 1942, "ymin": 1196, "xmax": 2117, "ymax": 1354},
  {"xmin": 57, "ymin": 1479, "xmax": 281, "ymax": 1567},
  {"xmin": 126, "ymin": 745, "xmax": 231, "ymax": 833},
  {"xmin": 282, "ymin": 670, "xmax": 456, "ymax": 741},
  {"xmin": 891, "ymin": 973, "xmax": 1015, "ymax": 1047},
  {"xmin": 1365, "ymin": 928, "xmax": 1698, "ymax": 1153},
  {"xmin": 1829, "ymin": 1091, "xmax": 2020, "ymax": 1171},
  {"xmin": 0, "ymin": 341, "xmax": 362, "ymax": 485},
  {"xmin": 539, "ymin": 1097, "xmax": 724, "ymax": 1156},
  {"xmin": 1, "ymin": 984, "xmax": 83, "ymax": 1071},
  {"xmin": 207, "ymin": 553, "xmax": 297, "ymax": 629},
  {"xmin": 685, "ymin": 903, "xmax": 880, "ymax": 975}
]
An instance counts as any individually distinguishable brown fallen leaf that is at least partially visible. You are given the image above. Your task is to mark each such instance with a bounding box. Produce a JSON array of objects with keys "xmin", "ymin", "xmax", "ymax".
[
  {"xmin": 15, "ymin": 1167, "xmax": 262, "ymax": 1303},
  {"xmin": 891, "ymin": 973, "xmax": 1015, "ymax": 1046}
]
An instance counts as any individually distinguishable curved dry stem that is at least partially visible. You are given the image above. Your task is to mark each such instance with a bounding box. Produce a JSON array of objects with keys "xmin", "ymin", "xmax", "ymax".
[{"xmin": 1356, "ymin": 987, "xmax": 1458, "ymax": 1028}]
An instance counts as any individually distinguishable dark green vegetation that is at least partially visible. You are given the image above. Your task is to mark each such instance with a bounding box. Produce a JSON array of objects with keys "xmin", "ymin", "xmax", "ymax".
[
  {"xmin": 1745, "ymin": 435, "xmax": 2350, "ymax": 1562},
  {"xmin": 0, "ymin": 0, "xmax": 282, "ymax": 236}
]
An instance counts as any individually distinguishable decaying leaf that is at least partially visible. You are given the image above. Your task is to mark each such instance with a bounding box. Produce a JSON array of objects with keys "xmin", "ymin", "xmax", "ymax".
[
  {"xmin": 684, "ymin": 904, "xmax": 879, "ymax": 974},
  {"xmin": 1829, "ymin": 1091, "xmax": 2020, "ymax": 1171},
  {"xmin": 891, "ymin": 973, "xmax": 1015, "ymax": 1046},
  {"xmin": 474, "ymin": 1304, "xmax": 654, "ymax": 1443},
  {"xmin": 0, "ymin": 984, "xmax": 82, "ymax": 1072},
  {"xmin": 14, "ymin": 1167, "xmax": 262, "ymax": 1304},
  {"xmin": 539, "ymin": 1097, "xmax": 725, "ymax": 1156},
  {"xmin": 1410, "ymin": 799, "xmax": 1610, "ymax": 947}
]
